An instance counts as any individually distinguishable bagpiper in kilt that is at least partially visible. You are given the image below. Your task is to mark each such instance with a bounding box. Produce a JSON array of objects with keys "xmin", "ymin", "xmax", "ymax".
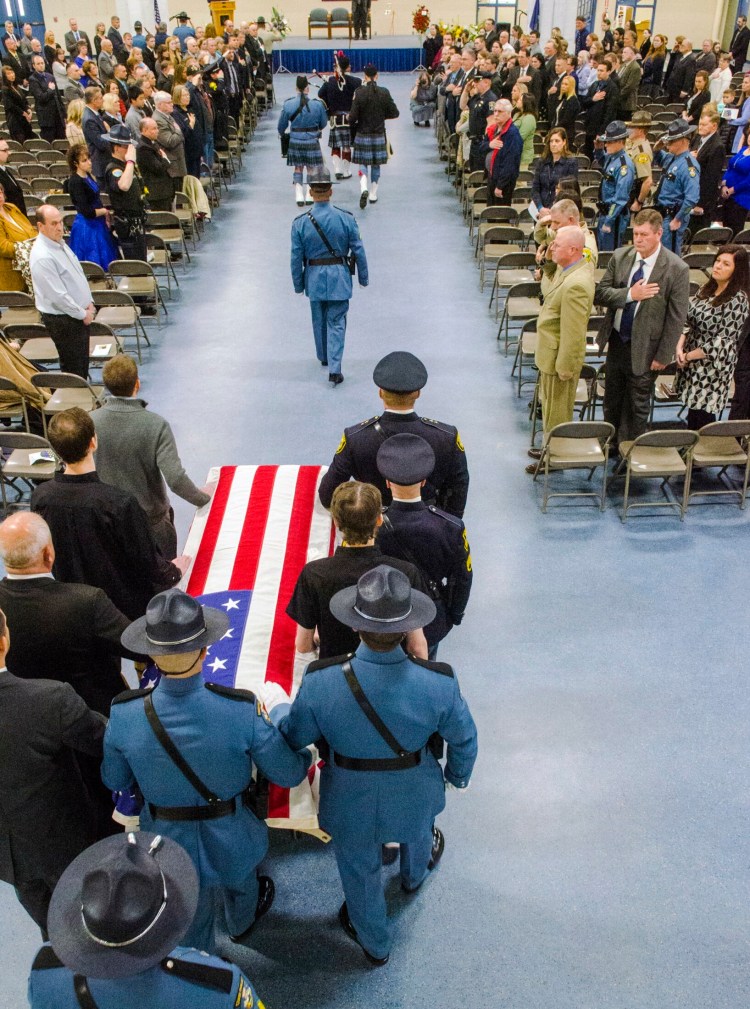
[
  {"xmin": 348, "ymin": 64, "xmax": 399, "ymax": 208},
  {"xmin": 318, "ymin": 55, "xmax": 361, "ymax": 179},
  {"xmin": 278, "ymin": 76, "xmax": 329, "ymax": 206}
]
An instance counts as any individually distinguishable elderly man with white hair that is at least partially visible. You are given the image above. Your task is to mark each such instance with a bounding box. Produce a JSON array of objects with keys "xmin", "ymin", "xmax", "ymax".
[
  {"xmin": 152, "ymin": 89, "xmax": 187, "ymax": 193},
  {"xmin": 528, "ymin": 225, "xmax": 595, "ymax": 470}
]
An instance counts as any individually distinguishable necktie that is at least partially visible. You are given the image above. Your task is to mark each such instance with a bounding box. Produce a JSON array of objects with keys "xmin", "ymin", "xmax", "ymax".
[
  {"xmin": 74, "ymin": 32, "xmax": 79, "ymax": 41},
  {"xmin": 618, "ymin": 259, "xmax": 645, "ymax": 343}
]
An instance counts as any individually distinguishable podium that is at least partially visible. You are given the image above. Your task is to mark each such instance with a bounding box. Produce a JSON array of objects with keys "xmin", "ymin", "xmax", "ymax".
[{"xmin": 209, "ymin": 0, "xmax": 236, "ymax": 33}]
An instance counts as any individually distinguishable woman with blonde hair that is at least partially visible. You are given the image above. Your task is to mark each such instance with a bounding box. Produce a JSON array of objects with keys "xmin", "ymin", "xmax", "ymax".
[
  {"xmin": 93, "ymin": 22, "xmax": 106, "ymax": 56},
  {"xmin": 165, "ymin": 36, "xmax": 183, "ymax": 68},
  {"xmin": 44, "ymin": 30, "xmax": 57, "ymax": 67},
  {"xmin": 65, "ymin": 98, "xmax": 85, "ymax": 146},
  {"xmin": 555, "ymin": 76, "xmax": 581, "ymax": 147},
  {"xmin": 102, "ymin": 92, "xmax": 123, "ymax": 125}
]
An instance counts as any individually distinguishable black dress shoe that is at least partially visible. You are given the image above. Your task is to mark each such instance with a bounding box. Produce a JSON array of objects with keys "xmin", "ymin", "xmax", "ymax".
[
  {"xmin": 320, "ymin": 359, "xmax": 328, "ymax": 366},
  {"xmin": 335, "ymin": 172, "xmax": 344, "ymax": 179},
  {"xmin": 401, "ymin": 827, "xmax": 445, "ymax": 893},
  {"xmin": 230, "ymin": 876, "xmax": 275, "ymax": 944},
  {"xmin": 528, "ymin": 448, "xmax": 542, "ymax": 460},
  {"xmin": 338, "ymin": 903, "xmax": 389, "ymax": 966},
  {"xmin": 382, "ymin": 843, "xmax": 398, "ymax": 865},
  {"xmin": 359, "ymin": 190, "xmax": 369, "ymax": 209},
  {"xmin": 329, "ymin": 373, "xmax": 344, "ymax": 385}
]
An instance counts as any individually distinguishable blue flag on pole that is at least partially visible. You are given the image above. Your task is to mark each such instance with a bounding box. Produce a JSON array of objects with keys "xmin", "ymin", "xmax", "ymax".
[{"xmin": 529, "ymin": 0, "xmax": 540, "ymax": 31}]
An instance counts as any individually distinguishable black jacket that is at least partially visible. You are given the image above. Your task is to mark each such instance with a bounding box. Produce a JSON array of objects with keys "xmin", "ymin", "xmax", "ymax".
[
  {"xmin": 583, "ymin": 77, "xmax": 618, "ymax": 135},
  {"xmin": 28, "ymin": 70, "xmax": 65, "ymax": 132},
  {"xmin": 692, "ymin": 131, "xmax": 725, "ymax": 218},
  {"xmin": 0, "ymin": 164, "xmax": 26, "ymax": 214},
  {"xmin": 732, "ymin": 26, "xmax": 750, "ymax": 70},
  {"xmin": 136, "ymin": 135, "xmax": 175, "ymax": 204},
  {"xmin": 667, "ymin": 53, "xmax": 697, "ymax": 100},
  {"xmin": 348, "ymin": 80, "xmax": 399, "ymax": 135}
]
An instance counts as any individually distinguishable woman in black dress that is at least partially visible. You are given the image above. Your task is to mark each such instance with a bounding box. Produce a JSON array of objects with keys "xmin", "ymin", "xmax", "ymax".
[
  {"xmin": 2, "ymin": 66, "xmax": 33, "ymax": 143},
  {"xmin": 555, "ymin": 75, "xmax": 581, "ymax": 149},
  {"xmin": 172, "ymin": 84, "xmax": 202, "ymax": 178}
]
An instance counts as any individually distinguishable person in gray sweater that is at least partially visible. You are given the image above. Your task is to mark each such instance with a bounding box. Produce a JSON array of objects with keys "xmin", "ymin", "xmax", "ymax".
[{"xmin": 92, "ymin": 353, "xmax": 211, "ymax": 559}]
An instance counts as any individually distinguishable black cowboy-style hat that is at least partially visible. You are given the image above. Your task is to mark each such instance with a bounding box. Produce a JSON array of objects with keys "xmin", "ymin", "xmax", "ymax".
[
  {"xmin": 121, "ymin": 587, "xmax": 229, "ymax": 656},
  {"xmin": 101, "ymin": 122, "xmax": 138, "ymax": 146},
  {"xmin": 597, "ymin": 120, "xmax": 628, "ymax": 143},
  {"xmin": 329, "ymin": 565, "xmax": 436, "ymax": 634}
]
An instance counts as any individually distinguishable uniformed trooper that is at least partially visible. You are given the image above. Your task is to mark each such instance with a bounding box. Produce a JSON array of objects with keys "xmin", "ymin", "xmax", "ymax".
[
  {"xmin": 102, "ymin": 588, "xmax": 312, "ymax": 954},
  {"xmin": 596, "ymin": 120, "xmax": 636, "ymax": 252},
  {"xmin": 466, "ymin": 71, "xmax": 498, "ymax": 171},
  {"xmin": 625, "ymin": 110, "xmax": 654, "ymax": 215},
  {"xmin": 318, "ymin": 351, "xmax": 470, "ymax": 517},
  {"xmin": 290, "ymin": 168, "xmax": 368, "ymax": 385},
  {"xmin": 29, "ymin": 831, "xmax": 265, "ymax": 1008},
  {"xmin": 278, "ymin": 74, "xmax": 328, "ymax": 206},
  {"xmin": 317, "ymin": 53, "xmax": 361, "ymax": 180},
  {"xmin": 374, "ymin": 433, "xmax": 472, "ymax": 659},
  {"xmin": 652, "ymin": 118, "xmax": 701, "ymax": 256},
  {"xmin": 273, "ymin": 565, "xmax": 478, "ymax": 965},
  {"xmin": 103, "ymin": 122, "xmax": 147, "ymax": 261}
]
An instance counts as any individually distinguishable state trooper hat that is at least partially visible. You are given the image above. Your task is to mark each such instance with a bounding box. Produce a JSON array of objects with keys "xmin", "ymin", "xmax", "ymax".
[
  {"xmin": 373, "ymin": 351, "xmax": 428, "ymax": 393},
  {"xmin": 597, "ymin": 120, "xmax": 628, "ymax": 143},
  {"xmin": 308, "ymin": 167, "xmax": 339, "ymax": 188},
  {"xmin": 47, "ymin": 832, "xmax": 198, "ymax": 979},
  {"xmin": 377, "ymin": 433, "xmax": 436, "ymax": 485},
  {"xmin": 661, "ymin": 118, "xmax": 696, "ymax": 141},
  {"xmin": 101, "ymin": 122, "xmax": 138, "ymax": 146},
  {"xmin": 330, "ymin": 564, "xmax": 436, "ymax": 633},
  {"xmin": 626, "ymin": 110, "xmax": 654, "ymax": 129},
  {"xmin": 121, "ymin": 587, "xmax": 229, "ymax": 656}
]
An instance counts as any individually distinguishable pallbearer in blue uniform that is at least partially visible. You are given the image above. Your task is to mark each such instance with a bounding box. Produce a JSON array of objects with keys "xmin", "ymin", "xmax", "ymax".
[
  {"xmin": 375, "ymin": 433, "xmax": 473, "ymax": 659},
  {"xmin": 653, "ymin": 118, "xmax": 701, "ymax": 256},
  {"xmin": 274, "ymin": 566, "xmax": 478, "ymax": 965},
  {"xmin": 290, "ymin": 168, "xmax": 368, "ymax": 386},
  {"xmin": 278, "ymin": 75, "xmax": 328, "ymax": 206},
  {"xmin": 29, "ymin": 831, "xmax": 265, "ymax": 1007},
  {"xmin": 596, "ymin": 121, "xmax": 636, "ymax": 252},
  {"xmin": 102, "ymin": 589, "xmax": 311, "ymax": 954}
]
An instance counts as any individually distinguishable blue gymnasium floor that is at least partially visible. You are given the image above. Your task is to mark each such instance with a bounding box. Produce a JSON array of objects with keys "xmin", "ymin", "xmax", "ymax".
[{"xmin": 1, "ymin": 75, "xmax": 749, "ymax": 1008}]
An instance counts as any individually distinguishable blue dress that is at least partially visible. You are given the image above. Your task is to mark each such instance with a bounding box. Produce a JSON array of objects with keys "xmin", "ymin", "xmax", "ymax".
[{"xmin": 67, "ymin": 172, "xmax": 120, "ymax": 270}]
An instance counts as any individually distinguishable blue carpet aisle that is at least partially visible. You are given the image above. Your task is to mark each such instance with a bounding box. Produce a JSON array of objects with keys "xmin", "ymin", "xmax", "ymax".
[{"xmin": 0, "ymin": 75, "xmax": 748, "ymax": 1008}]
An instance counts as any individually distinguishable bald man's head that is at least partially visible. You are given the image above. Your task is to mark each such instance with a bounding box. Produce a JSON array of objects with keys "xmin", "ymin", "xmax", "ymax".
[
  {"xmin": 0, "ymin": 512, "xmax": 54, "ymax": 572},
  {"xmin": 551, "ymin": 225, "xmax": 585, "ymax": 267}
]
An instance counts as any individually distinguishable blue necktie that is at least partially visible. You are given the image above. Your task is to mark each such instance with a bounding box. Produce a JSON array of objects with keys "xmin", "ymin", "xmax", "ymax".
[{"xmin": 618, "ymin": 259, "xmax": 645, "ymax": 343}]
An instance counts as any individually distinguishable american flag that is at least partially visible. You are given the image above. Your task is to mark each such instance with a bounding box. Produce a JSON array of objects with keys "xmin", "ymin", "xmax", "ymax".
[
  {"xmin": 182, "ymin": 465, "xmax": 335, "ymax": 830},
  {"xmin": 153, "ymin": 0, "xmax": 162, "ymax": 27}
]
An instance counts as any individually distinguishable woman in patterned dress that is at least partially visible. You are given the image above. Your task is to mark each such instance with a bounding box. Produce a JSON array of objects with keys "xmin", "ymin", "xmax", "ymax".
[{"xmin": 675, "ymin": 245, "xmax": 750, "ymax": 429}]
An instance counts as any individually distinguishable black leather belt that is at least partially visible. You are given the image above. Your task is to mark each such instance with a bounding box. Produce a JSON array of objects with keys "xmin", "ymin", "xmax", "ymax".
[
  {"xmin": 292, "ymin": 126, "xmax": 320, "ymax": 132},
  {"xmin": 318, "ymin": 738, "xmax": 423, "ymax": 771},
  {"xmin": 148, "ymin": 796, "xmax": 237, "ymax": 821},
  {"xmin": 309, "ymin": 256, "xmax": 345, "ymax": 265}
]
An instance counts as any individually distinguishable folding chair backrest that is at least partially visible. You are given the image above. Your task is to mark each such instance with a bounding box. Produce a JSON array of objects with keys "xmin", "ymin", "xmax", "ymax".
[
  {"xmin": 496, "ymin": 252, "xmax": 536, "ymax": 268},
  {"xmin": 631, "ymin": 430, "xmax": 699, "ymax": 450},
  {"xmin": 507, "ymin": 281, "xmax": 542, "ymax": 298},
  {"xmin": 0, "ymin": 431, "xmax": 51, "ymax": 451},
  {"xmin": 146, "ymin": 211, "xmax": 181, "ymax": 229},
  {"xmin": 108, "ymin": 260, "xmax": 153, "ymax": 278},
  {"xmin": 0, "ymin": 292, "xmax": 35, "ymax": 310},
  {"xmin": 3, "ymin": 323, "xmax": 49, "ymax": 343},
  {"xmin": 0, "ymin": 376, "xmax": 22, "ymax": 395},
  {"xmin": 484, "ymin": 226, "xmax": 524, "ymax": 244},
  {"xmin": 92, "ymin": 291, "xmax": 136, "ymax": 308},
  {"xmin": 690, "ymin": 227, "xmax": 731, "ymax": 247},
  {"xmin": 683, "ymin": 253, "xmax": 715, "ymax": 270},
  {"xmin": 548, "ymin": 421, "xmax": 614, "ymax": 441},
  {"xmin": 479, "ymin": 207, "xmax": 519, "ymax": 225},
  {"xmin": 697, "ymin": 420, "xmax": 750, "ymax": 440},
  {"xmin": 87, "ymin": 321, "xmax": 118, "ymax": 341},
  {"xmin": 31, "ymin": 372, "xmax": 92, "ymax": 391}
]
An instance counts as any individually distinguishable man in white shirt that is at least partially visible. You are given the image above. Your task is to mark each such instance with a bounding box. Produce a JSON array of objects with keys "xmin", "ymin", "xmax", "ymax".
[{"xmin": 29, "ymin": 206, "xmax": 94, "ymax": 378}]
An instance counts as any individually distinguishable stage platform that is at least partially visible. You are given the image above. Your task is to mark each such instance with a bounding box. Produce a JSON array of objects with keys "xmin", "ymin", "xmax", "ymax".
[{"xmin": 272, "ymin": 34, "xmax": 424, "ymax": 73}]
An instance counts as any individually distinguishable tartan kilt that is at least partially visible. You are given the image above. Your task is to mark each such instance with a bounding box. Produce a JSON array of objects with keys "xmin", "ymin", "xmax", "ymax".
[
  {"xmin": 328, "ymin": 115, "xmax": 352, "ymax": 150},
  {"xmin": 353, "ymin": 131, "xmax": 389, "ymax": 166},
  {"xmin": 286, "ymin": 132, "xmax": 325, "ymax": 167}
]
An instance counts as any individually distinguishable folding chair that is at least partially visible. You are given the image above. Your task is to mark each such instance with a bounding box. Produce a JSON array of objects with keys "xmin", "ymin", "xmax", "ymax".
[
  {"xmin": 30, "ymin": 177, "xmax": 61, "ymax": 196},
  {"xmin": 478, "ymin": 226, "xmax": 524, "ymax": 290},
  {"xmin": 24, "ymin": 139, "xmax": 51, "ymax": 153},
  {"xmin": 511, "ymin": 319, "xmax": 537, "ymax": 396},
  {"xmin": 17, "ymin": 162, "xmax": 47, "ymax": 180},
  {"xmin": 497, "ymin": 281, "xmax": 541, "ymax": 356},
  {"xmin": 592, "ymin": 250, "xmax": 612, "ymax": 284},
  {"xmin": 29, "ymin": 372, "xmax": 103, "ymax": 437},
  {"xmin": 10, "ymin": 322, "xmax": 121, "ymax": 367},
  {"xmin": 473, "ymin": 206, "xmax": 520, "ymax": 255},
  {"xmin": 91, "ymin": 291, "xmax": 150, "ymax": 361},
  {"xmin": 530, "ymin": 421, "xmax": 615, "ymax": 512},
  {"xmin": 145, "ymin": 234, "xmax": 179, "ymax": 299},
  {"xmin": 648, "ymin": 362, "xmax": 681, "ymax": 423},
  {"xmin": 0, "ymin": 432, "xmax": 57, "ymax": 514},
  {"xmin": 686, "ymin": 226, "xmax": 732, "ymax": 254},
  {"xmin": 145, "ymin": 211, "xmax": 190, "ymax": 271},
  {"xmin": 585, "ymin": 316, "xmax": 606, "ymax": 359},
  {"xmin": 467, "ymin": 189, "xmax": 489, "ymax": 238},
  {"xmin": 36, "ymin": 149, "xmax": 67, "ymax": 166},
  {"xmin": 614, "ymin": 429, "xmax": 699, "ymax": 521},
  {"xmin": 489, "ymin": 252, "xmax": 536, "ymax": 318},
  {"xmin": 688, "ymin": 420, "xmax": 750, "ymax": 509},
  {"xmin": 108, "ymin": 260, "xmax": 166, "ymax": 327},
  {"xmin": 43, "ymin": 192, "xmax": 74, "ymax": 211},
  {"xmin": 173, "ymin": 191, "xmax": 200, "ymax": 245},
  {"xmin": 80, "ymin": 261, "xmax": 114, "ymax": 291},
  {"xmin": 0, "ymin": 291, "xmax": 40, "ymax": 328},
  {"xmin": 0, "ymin": 375, "xmax": 30, "ymax": 431},
  {"xmin": 683, "ymin": 252, "xmax": 714, "ymax": 288}
]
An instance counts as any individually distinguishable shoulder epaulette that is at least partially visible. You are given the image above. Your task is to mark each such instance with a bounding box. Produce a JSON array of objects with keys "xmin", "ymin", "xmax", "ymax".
[
  {"xmin": 160, "ymin": 956, "xmax": 234, "ymax": 993},
  {"xmin": 350, "ymin": 415, "xmax": 379, "ymax": 433},
  {"xmin": 419, "ymin": 416, "xmax": 456, "ymax": 435},
  {"xmin": 32, "ymin": 946, "xmax": 64, "ymax": 971},
  {"xmin": 111, "ymin": 686, "xmax": 151, "ymax": 705},
  {"xmin": 333, "ymin": 205, "xmax": 354, "ymax": 215},
  {"xmin": 293, "ymin": 210, "xmax": 308, "ymax": 221},
  {"xmin": 428, "ymin": 504, "xmax": 463, "ymax": 527},
  {"xmin": 306, "ymin": 652, "xmax": 354, "ymax": 674},
  {"xmin": 408, "ymin": 655, "xmax": 455, "ymax": 677},
  {"xmin": 205, "ymin": 683, "xmax": 256, "ymax": 704}
]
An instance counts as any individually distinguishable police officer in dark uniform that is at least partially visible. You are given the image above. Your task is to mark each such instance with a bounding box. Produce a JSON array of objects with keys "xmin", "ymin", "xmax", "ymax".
[
  {"xmin": 103, "ymin": 122, "xmax": 147, "ymax": 261},
  {"xmin": 29, "ymin": 831, "xmax": 265, "ymax": 1008},
  {"xmin": 375, "ymin": 433, "xmax": 472, "ymax": 658},
  {"xmin": 318, "ymin": 53, "xmax": 361, "ymax": 179},
  {"xmin": 102, "ymin": 588, "xmax": 312, "ymax": 954},
  {"xmin": 467, "ymin": 71, "xmax": 498, "ymax": 171},
  {"xmin": 318, "ymin": 351, "xmax": 470, "ymax": 517}
]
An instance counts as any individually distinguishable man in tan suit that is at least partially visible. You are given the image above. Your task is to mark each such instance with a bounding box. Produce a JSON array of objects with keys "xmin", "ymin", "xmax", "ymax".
[{"xmin": 528, "ymin": 226, "xmax": 595, "ymax": 472}]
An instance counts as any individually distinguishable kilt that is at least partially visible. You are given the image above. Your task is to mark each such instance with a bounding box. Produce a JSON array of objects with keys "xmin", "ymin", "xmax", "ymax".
[
  {"xmin": 287, "ymin": 131, "xmax": 325, "ymax": 167},
  {"xmin": 353, "ymin": 131, "xmax": 389, "ymax": 166},
  {"xmin": 328, "ymin": 114, "xmax": 352, "ymax": 150}
]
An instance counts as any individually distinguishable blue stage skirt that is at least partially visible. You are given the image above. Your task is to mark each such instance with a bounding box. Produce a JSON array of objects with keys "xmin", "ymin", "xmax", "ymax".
[{"xmin": 68, "ymin": 214, "xmax": 120, "ymax": 271}]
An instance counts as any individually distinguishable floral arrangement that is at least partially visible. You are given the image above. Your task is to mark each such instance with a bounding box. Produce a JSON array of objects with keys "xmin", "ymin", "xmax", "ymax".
[
  {"xmin": 271, "ymin": 7, "xmax": 291, "ymax": 37},
  {"xmin": 412, "ymin": 6, "xmax": 430, "ymax": 33},
  {"xmin": 437, "ymin": 20, "xmax": 483, "ymax": 41}
]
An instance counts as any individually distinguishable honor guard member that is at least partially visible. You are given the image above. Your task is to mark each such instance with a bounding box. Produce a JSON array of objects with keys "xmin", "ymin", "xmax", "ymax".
[
  {"xmin": 102, "ymin": 589, "xmax": 312, "ymax": 954},
  {"xmin": 348, "ymin": 63, "xmax": 399, "ymax": 207},
  {"xmin": 318, "ymin": 53, "xmax": 361, "ymax": 179},
  {"xmin": 290, "ymin": 168, "xmax": 368, "ymax": 385},
  {"xmin": 318, "ymin": 351, "xmax": 470, "ymax": 517},
  {"xmin": 652, "ymin": 118, "xmax": 701, "ymax": 255},
  {"xmin": 103, "ymin": 122, "xmax": 147, "ymax": 261},
  {"xmin": 466, "ymin": 72, "xmax": 498, "ymax": 171},
  {"xmin": 274, "ymin": 565, "xmax": 478, "ymax": 965},
  {"xmin": 625, "ymin": 110, "xmax": 654, "ymax": 213},
  {"xmin": 596, "ymin": 120, "xmax": 636, "ymax": 251},
  {"xmin": 375, "ymin": 434, "xmax": 472, "ymax": 658},
  {"xmin": 278, "ymin": 75, "xmax": 328, "ymax": 207},
  {"xmin": 29, "ymin": 832, "xmax": 266, "ymax": 1008}
]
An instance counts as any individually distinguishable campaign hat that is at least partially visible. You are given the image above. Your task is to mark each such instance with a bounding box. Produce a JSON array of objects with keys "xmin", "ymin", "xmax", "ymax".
[
  {"xmin": 329, "ymin": 565, "xmax": 436, "ymax": 633},
  {"xmin": 121, "ymin": 587, "xmax": 229, "ymax": 656}
]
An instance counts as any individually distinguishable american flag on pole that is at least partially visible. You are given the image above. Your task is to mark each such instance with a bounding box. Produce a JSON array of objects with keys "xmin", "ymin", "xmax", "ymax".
[
  {"xmin": 182, "ymin": 465, "xmax": 335, "ymax": 832},
  {"xmin": 153, "ymin": 0, "xmax": 162, "ymax": 27}
]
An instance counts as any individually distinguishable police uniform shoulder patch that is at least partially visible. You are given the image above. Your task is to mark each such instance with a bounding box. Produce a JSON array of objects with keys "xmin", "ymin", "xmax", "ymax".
[
  {"xmin": 111, "ymin": 686, "xmax": 151, "ymax": 705},
  {"xmin": 688, "ymin": 166, "xmax": 696, "ymax": 177},
  {"xmin": 582, "ymin": 247, "xmax": 593, "ymax": 262},
  {"xmin": 409, "ymin": 655, "xmax": 455, "ymax": 677},
  {"xmin": 635, "ymin": 153, "xmax": 650, "ymax": 164},
  {"xmin": 205, "ymin": 682, "xmax": 257, "ymax": 704},
  {"xmin": 31, "ymin": 946, "xmax": 64, "ymax": 971},
  {"xmin": 160, "ymin": 956, "xmax": 234, "ymax": 994},
  {"xmin": 305, "ymin": 652, "xmax": 355, "ymax": 674},
  {"xmin": 620, "ymin": 164, "xmax": 628, "ymax": 176},
  {"xmin": 419, "ymin": 416, "xmax": 456, "ymax": 436},
  {"xmin": 428, "ymin": 504, "xmax": 463, "ymax": 527},
  {"xmin": 334, "ymin": 432, "xmax": 347, "ymax": 454},
  {"xmin": 111, "ymin": 168, "xmax": 123, "ymax": 178}
]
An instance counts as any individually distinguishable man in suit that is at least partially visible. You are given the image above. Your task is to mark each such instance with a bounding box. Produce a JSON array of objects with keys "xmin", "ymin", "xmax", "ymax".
[
  {"xmin": 666, "ymin": 39, "xmax": 697, "ymax": 102},
  {"xmin": 2, "ymin": 36, "xmax": 27, "ymax": 84},
  {"xmin": 529, "ymin": 226, "xmax": 595, "ymax": 471},
  {"xmin": 574, "ymin": 17, "xmax": 588, "ymax": 56},
  {"xmin": 595, "ymin": 209, "xmax": 690, "ymax": 449},
  {"xmin": 440, "ymin": 53, "xmax": 464, "ymax": 134},
  {"xmin": 689, "ymin": 111, "xmax": 725, "ymax": 231},
  {"xmin": 694, "ymin": 39, "xmax": 717, "ymax": 75},
  {"xmin": 513, "ymin": 47, "xmax": 542, "ymax": 106},
  {"xmin": 63, "ymin": 63, "xmax": 85, "ymax": 105},
  {"xmin": 617, "ymin": 46, "xmax": 642, "ymax": 119},
  {"xmin": 82, "ymin": 86, "xmax": 111, "ymax": 184},
  {"xmin": 0, "ymin": 606, "xmax": 106, "ymax": 936},
  {"xmin": 19, "ymin": 23, "xmax": 34, "ymax": 59},
  {"xmin": 0, "ymin": 138, "xmax": 26, "ymax": 213},
  {"xmin": 64, "ymin": 18, "xmax": 91, "ymax": 57},
  {"xmin": 0, "ymin": 19, "xmax": 18, "ymax": 55},
  {"xmin": 28, "ymin": 55, "xmax": 65, "ymax": 141},
  {"xmin": 97, "ymin": 36, "xmax": 118, "ymax": 82},
  {"xmin": 731, "ymin": 15, "xmax": 750, "ymax": 75},
  {"xmin": 142, "ymin": 34, "xmax": 158, "ymax": 74},
  {"xmin": 545, "ymin": 55, "xmax": 568, "ymax": 122},
  {"xmin": 107, "ymin": 15, "xmax": 126, "ymax": 62}
]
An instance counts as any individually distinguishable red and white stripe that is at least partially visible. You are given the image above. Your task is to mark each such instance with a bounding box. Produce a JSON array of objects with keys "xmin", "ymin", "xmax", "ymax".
[{"xmin": 182, "ymin": 465, "xmax": 334, "ymax": 828}]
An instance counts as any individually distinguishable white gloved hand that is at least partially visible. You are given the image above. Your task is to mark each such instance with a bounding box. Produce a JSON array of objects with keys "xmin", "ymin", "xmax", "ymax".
[
  {"xmin": 293, "ymin": 649, "xmax": 318, "ymax": 692},
  {"xmin": 445, "ymin": 781, "xmax": 471, "ymax": 794},
  {"xmin": 257, "ymin": 682, "xmax": 292, "ymax": 715}
]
